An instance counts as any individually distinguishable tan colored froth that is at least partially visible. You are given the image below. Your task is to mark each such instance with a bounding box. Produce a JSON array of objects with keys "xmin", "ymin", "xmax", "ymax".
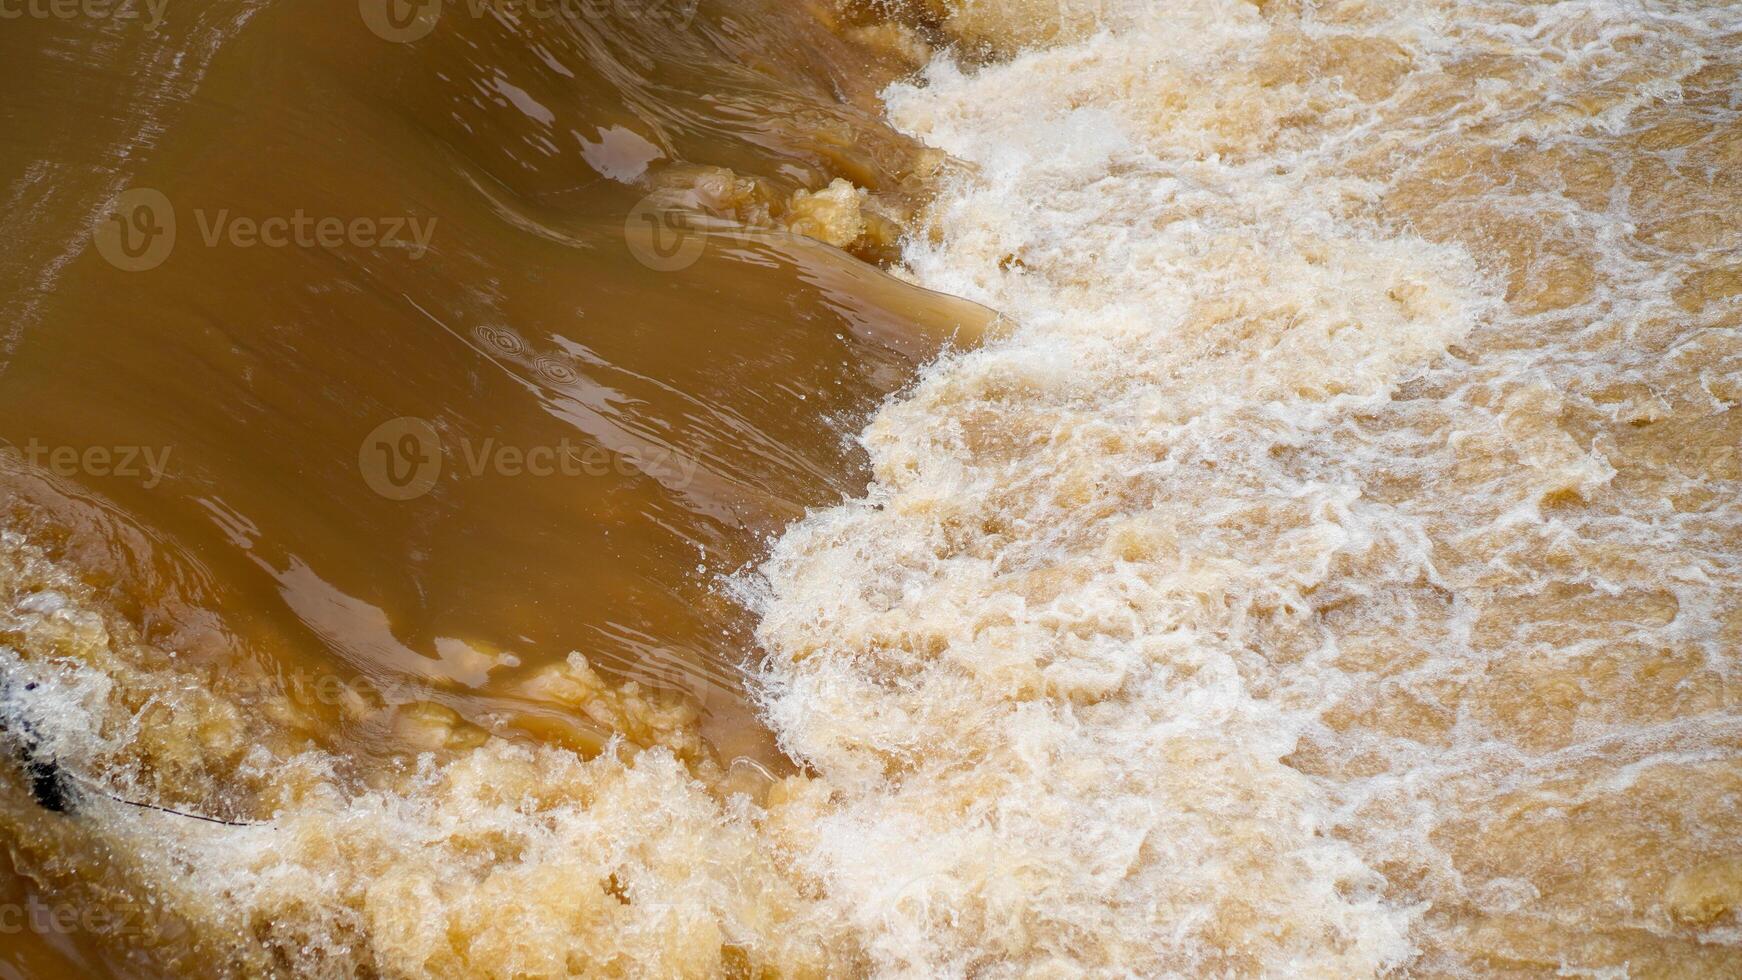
[
  {"xmin": 4, "ymin": 0, "xmax": 1742, "ymax": 975},
  {"xmin": 0, "ymin": 534, "xmax": 852, "ymax": 976},
  {"xmin": 752, "ymin": 0, "xmax": 1742, "ymax": 974}
]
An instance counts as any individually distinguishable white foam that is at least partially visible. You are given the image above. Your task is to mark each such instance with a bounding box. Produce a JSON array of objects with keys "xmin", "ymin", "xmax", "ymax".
[{"xmin": 751, "ymin": 0, "xmax": 1742, "ymax": 972}]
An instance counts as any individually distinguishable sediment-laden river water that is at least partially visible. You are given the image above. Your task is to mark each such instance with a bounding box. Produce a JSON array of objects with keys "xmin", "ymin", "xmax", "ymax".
[{"xmin": 1, "ymin": 0, "xmax": 1739, "ymax": 976}]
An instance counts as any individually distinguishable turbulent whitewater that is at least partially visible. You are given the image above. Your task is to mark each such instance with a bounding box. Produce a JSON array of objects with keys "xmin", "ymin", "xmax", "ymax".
[
  {"xmin": 753, "ymin": 0, "xmax": 1742, "ymax": 972},
  {"xmin": 3, "ymin": 0, "xmax": 1741, "ymax": 976}
]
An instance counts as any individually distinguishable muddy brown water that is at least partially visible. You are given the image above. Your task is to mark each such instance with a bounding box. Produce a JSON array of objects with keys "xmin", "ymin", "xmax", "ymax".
[{"xmin": 0, "ymin": 2, "xmax": 988, "ymax": 974}]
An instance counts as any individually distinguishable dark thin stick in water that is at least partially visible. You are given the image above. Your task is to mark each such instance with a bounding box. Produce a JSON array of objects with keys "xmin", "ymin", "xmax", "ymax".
[
  {"xmin": 93, "ymin": 788, "xmax": 261, "ymax": 828},
  {"xmin": 3, "ymin": 677, "xmax": 262, "ymax": 826}
]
